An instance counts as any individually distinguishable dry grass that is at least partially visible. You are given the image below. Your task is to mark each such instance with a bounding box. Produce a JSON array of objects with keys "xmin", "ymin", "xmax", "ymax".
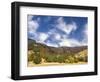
[{"xmin": 27, "ymin": 61, "xmax": 87, "ymax": 67}]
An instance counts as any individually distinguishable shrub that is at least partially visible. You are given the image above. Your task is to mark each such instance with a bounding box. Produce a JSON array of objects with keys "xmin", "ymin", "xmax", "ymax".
[
  {"xmin": 33, "ymin": 49, "xmax": 42, "ymax": 64},
  {"xmin": 66, "ymin": 56, "xmax": 75, "ymax": 63},
  {"xmin": 78, "ymin": 56, "xmax": 88, "ymax": 62},
  {"xmin": 65, "ymin": 59, "xmax": 70, "ymax": 63},
  {"xmin": 33, "ymin": 47, "xmax": 40, "ymax": 52},
  {"xmin": 57, "ymin": 55, "xmax": 65, "ymax": 63},
  {"xmin": 45, "ymin": 54, "xmax": 61, "ymax": 62},
  {"xmin": 45, "ymin": 54, "xmax": 56, "ymax": 62},
  {"xmin": 53, "ymin": 56, "xmax": 58, "ymax": 62},
  {"xmin": 78, "ymin": 57, "xmax": 83, "ymax": 61},
  {"xmin": 74, "ymin": 58, "xmax": 79, "ymax": 63},
  {"xmin": 28, "ymin": 53, "xmax": 34, "ymax": 61},
  {"xmin": 33, "ymin": 55, "xmax": 41, "ymax": 64}
]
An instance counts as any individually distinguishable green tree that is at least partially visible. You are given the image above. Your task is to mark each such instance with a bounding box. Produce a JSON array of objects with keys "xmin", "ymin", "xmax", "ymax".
[
  {"xmin": 33, "ymin": 45, "xmax": 42, "ymax": 64},
  {"xmin": 57, "ymin": 55, "xmax": 65, "ymax": 63},
  {"xmin": 33, "ymin": 56, "xmax": 41, "ymax": 64}
]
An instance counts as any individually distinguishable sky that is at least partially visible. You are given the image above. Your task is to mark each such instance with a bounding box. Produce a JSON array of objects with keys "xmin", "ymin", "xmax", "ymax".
[{"xmin": 28, "ymin": 15, "xmax": 88, "ymax": 47}]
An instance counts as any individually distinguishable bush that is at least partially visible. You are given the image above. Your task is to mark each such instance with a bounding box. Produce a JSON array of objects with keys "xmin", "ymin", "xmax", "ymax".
[
  {"xmin": 65, "ymin": 59, "xmax": 70, "ymax": 63},
  {"xmin": 78, "ymin": 56, "xmax": 87, "ymax": 62},
  {"xmin": 45, "ymin": 54, "xmax": 58, "ymax": 62},
  {"xmin": 33, "ymin": 47, "xmax": 40, "ymax": 52},
  {"xmin": 57, "ymin": 55, "xmax": 65, "ymax": 63},
  {"xmin": 66, "ymin": 56, "xmax": 76, "ymax": 63},
  {"xmin": 33, "ymin": 50, "xmax": 42, "ymax": 64},
  {"xmin": 33, "ymin": 55, "xmax": 41, "ymax": 64},
  {"xmin": 78, "ymin": 57, "xmax": 84, "ymax": 61},
  {"xmin": 44, "ymin": 54, "xmax": 81, "ymax": 64},
  {"xmin": 74, "ymin": 58, "xmax": 79, "ymax": 63},
  {"xmin": 28, "ymin": 53, "xmax": 34, "ymax": 61}
]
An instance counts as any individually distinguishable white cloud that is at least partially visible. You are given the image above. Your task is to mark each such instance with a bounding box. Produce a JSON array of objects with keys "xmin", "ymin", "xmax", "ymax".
[
  {"xmin": 46, "ymin": 27, "xmax": 87, "ymax": 47},
  {"xmin": 47, "ymin": 28, "xmax": 60, "ymax": 40},
  {"xmin": 81, "ymin": 24, "xmax": 88, "ymax": 45},
  {"xmin": 84, "ymin": 24, "xmax": 88, "ymax": 38},
  {"xmin": 46, "ymin": 43, "xmax": 58, "ymax": 47},
  {"xmin": 59, "ymin": 39, "xmax": 71, "ymax": 47},
  {"xmin": 45, "ymin": 40, "xmax": 59, "ymax": 47},
  {"xmin": 54, "ymin": 33, "xmax": 61, "ymax": 40},
  {"xmin": 46, "ymin": 27, "xmax": 82, "ymax": 47},
  {"xmin": 58, "ymin": 24, "xmax": 88, "ymax": 47},
  {"xmin": 36, "ymin": 33, "xmax": 49, "ymax": 42},
  {"xmin": 28, "ymin": 16, "xmax": 87, "ymax": 47},
  {"xmin": 56, "ymin": 17, "xmax": 77, "ymax": 34},
  {"xmin": 28, "ymin": 20, "xmax": 39, "ymax": 33},
  {"xmin": 45, "ymin": 37, "xmax": 82, "ymax": 47},
  {"xmin": 28, "ymin": 15, "xmax": 40, "ymax": 36},
  {"xmin": 59, "ymin": 38, "xmax": 81, "ymax": 47},
  {"xmin": 48, "ymin": 28, "xmax": 57, "ymax": 35}
]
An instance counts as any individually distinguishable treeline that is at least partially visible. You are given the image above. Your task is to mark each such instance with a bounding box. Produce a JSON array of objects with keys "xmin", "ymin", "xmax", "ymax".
[{"xmin": 28, "ymin": 43, "xmax": 87, "ymax": 64}]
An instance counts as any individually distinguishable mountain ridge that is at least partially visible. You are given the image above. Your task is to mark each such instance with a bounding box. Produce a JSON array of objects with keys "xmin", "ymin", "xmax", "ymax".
[{"xmin": 28, "ymin": 39, "xmax": 87, "ymax": 55}]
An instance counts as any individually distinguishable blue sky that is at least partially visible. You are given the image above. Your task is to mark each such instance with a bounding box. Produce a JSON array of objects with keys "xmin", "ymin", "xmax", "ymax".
[{"xmin": 28, "ymin": 15, "xmax": 88, "ymax": 47}]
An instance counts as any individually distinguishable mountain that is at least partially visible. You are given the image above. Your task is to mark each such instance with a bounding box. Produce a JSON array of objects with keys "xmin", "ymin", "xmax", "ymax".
[{"xmin": 28, "ymin": 39, "xmax": 87, "ymax": 55}]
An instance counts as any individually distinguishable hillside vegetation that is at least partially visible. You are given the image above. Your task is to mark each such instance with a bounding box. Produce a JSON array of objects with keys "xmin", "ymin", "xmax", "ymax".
[{"xmin": 28, "ymin": 39, "xmax": 88, "ymax": 66}]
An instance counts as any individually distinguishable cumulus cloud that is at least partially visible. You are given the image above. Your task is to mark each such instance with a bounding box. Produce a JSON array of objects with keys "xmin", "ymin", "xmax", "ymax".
[
  {"xmin": 56, "ymin": 17, "xmax": 77, "ymax": 34},
  {"xmin": 28, "ymin": 15, "xmax": 41, "ymax": 40},
  {"xmin": 53, "ymin": 33, "xmax": 61, "ymax": 40},
  {"xmin": 45, "ymin": 24, "xmax": 87, "ymax": 47},
  {"xmin": 81, "ymin": 24, "xmax": 88, "ymax": 45},
  {"xmin": 45, "ymin": 29, "xmax": 81, "ymax": 47},
  {"xmin": 42, "ymin": 17, "xmax": 80, "ymax": 47},
  {"xmin": 83, "ymin": 24, "xmax": 88, "ymax": 38},
  {"xmin": 28, "ymin": 16, "xmax": 87, "ymax": 47},
  {"xmin": 46, "ymin": 41, "xmax": 59, "ymax": 47},
  {"xmin": 28, "ymin": 20, "xmax": 39, "ymax": 33},
  {"xmin": 59, "ymin": 38, "xmax": 81, "ymax": 47},
  {"xmin": 28, "ymin": 15, "xmax": 41, "ymax": 34},
  {"xmin": 48, "ymin": 31, "xmax": 61, "ymax": 41},
  {"xmin": 36, "ymin": 32, "xmax": 49, "ymax": 43},
  {"xmin": 45, "ymin": 37, "xmax": 82, "ymax": 47}
]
